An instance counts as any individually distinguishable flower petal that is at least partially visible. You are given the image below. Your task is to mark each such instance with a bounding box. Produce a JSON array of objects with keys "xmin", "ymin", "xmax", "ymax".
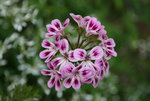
[
  {"xmin": 88, "ymin": 46, "xmax": 103, "ymax": 60},
  {"xmin": 63, "ymin": 18, "xmax": 70, "ymax": 27},
  {"xmin": 73, "ymin": 63, "xmax": 83, "ymax": 72},
  {"xmin": 51, "ymin": 19, "xmax": 62, "ymax": 30},
  {"xmin": 39, "ymin": 50, "xmax": 52, "ymax": 59},
  {"xmin": 72, "ymin": 76, "xmax": 81, "ymax": 89},
  {"xmin": 82, "ymin": 78, "xmax": 92, "ymax": 84},
  {"xmin": 45, "ymin": 33, "xmax": 56, "ymax": 38},
  {"xmin": 56, "ymin": 71, "xmax": 62, "ymax": 79},
  {"xmin": 104, "ymin": 51, "xmax": 112, "ymax": 60},
  {"xmin": 68, "ymin": 50, "xmax": 78, "ymax": 62},
  {"xmin": 83, "ymin": 16, "xmax": 91, "ymax": 23},
  {"xmin": 63, "ymin": 76, "xmax": 73, "ymax": 88},
  {"xmin": 70, "ymin": 13, "xmax": 83, "ymax": 27},
  {"xmin": 59, "ymin": 39, "xmax": 69, "ymax": 53},
  {"xmin": 95, "ymin": 59, "xmax": 105, "ymax": 70},
  {"xmin": 74, "ymin": 49, "xmax": 86, "ymax": 61},
  {"xmin": 92, "ymin": 76, "xmax": 99, "ymax": 88},
  {"xmin": 82, "ymin": 16, "xmax": 91, "ymax": 28},
  {"xmin": 82, "ymin": 61, "xmax": 93, "ymax": 68},
  {"xmin": 99, "ymin": 69, "xmax": 104, "ymax": 80},
  {"xmin": 47, "ymin": 76, "xmax": 56, "ymax": 88},
  {"xmin": 55, "ymin": 34, "xmax": 61, "ymax": 42},
  {"xmin": 52, "ymin": 57, "xmax": 64, "ymax": 68},
  {"xmin": 59, "ymin": 62, "xmax": 74, "ymax": 77},
  {"xmin": 104, "ymin": 38, "xmax": 116, "ymax": 47},
  {"xmin": 80, "ymin": 67, "xmax": 94, "ymax": 78},
  {"xmin": 108, "ymin": 48, "xmax": 117, "ymax": 57},
  {"xmin": 41, "ymin": 69, "xmax": 52, "ymax": 76},
  {"xmin": 41, "ymin": 39, "xmax": 54, "ymax": 48},
  {"xmin": 104, "ymin": 48, "xmax": 117, "ymax": 60},
  {"xmin": 47, "ymin": 62, "xmax": 55, "ymax": 70},
  {"xmin": 86, "ymin": 17, "xmax": 98, "ymax": 35},
  {"xmin": 55, "ymin": 79, "xmax": 61, "ymax": 91},
  {"xmin": 98, "ymin": 28, "xmax": 107, "ymax": 41},
  {"xmin": 90, "ymin": 21, "xmax": 101, "ymax": 34},
  {"xmin": 92, "ymin": 63, "xmax": 100, "ymax": 72},
  {"xmin": 46, "ymin": 24, "xmax": 58, "ymax": 33},
  {"xmin": 44, "ymin": 51, "xmax": 56, "ymax": 63},
  {"xmin": 104, "ymin": 60, "xmax": 109, "ymax": 75}
]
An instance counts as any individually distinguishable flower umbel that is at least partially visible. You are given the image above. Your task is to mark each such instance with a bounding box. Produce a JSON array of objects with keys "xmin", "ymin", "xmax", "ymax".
[{"xmin": 40, "ymin": 13, "xmax": 117, "ymax": 91}]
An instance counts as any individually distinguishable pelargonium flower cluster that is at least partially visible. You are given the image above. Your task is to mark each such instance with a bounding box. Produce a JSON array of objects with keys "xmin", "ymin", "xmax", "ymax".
[{"xmin": 39, "ymin": 13, "xmax": 117, "ymax": 91}]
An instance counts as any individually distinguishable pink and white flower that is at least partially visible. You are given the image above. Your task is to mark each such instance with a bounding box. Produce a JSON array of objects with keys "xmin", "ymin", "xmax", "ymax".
[
  {"xmin": 39, "ymin": 39, "xmax": 59, "ymax": 62},
  {"xmin": 45, "ymin": 18, "xmax": 70, "ymax": 39},
  {"xmin": 63, "ymin": 63, "xmax": 94, "ymax": 89},
  {"xmin": 40, "ymin": 13, "xmax": 117, "ymax": 91},
  {"xmin": 41, "ymin": 62, "xmax": 62, "ymax": 91},
  {"xmin": 101, "ymin": 38, "xmax": 117, "ymax": 60},
  {"xmin": 95, "ymin": 59, "xmax": 110, "ymax": 76},
  {"xmin": 97, "ymin": 26, "xmax": 108, "ymax": 41},
  {"xmin": 85, "ymin": 17, "xmax": 102, "ymax": 36},
  {"xmin": 74, "ymin": 46, "xmax": 104, "ymax": 67},
  {"xmin": 52, "ymin": 39, "xmax": 78, "ymax": 69},
  {"xmin": 82, "ymin": 63, "xmax": 103, "ymax": 88},
  {"xmin": 70, "ymin": 13, "xmax": 91, "ymax": 28},
  {"xmin": 70, "ymin": 13, "xmax": 103, "ymax": 36}
]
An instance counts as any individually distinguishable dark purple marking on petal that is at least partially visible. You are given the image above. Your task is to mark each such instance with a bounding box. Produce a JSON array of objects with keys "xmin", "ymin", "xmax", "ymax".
[
  {"xmin": 101, "ymin": 70, "xmax": 104, "ymax": 77},
  {"xmin": 44, "ymin": 41, "xmax": 52, "ymax": 47},
  {"xmin": 45, "ymin": 33, "xmax": 54, "ymax": 37},
  {"xmin": 67, "ymin": 67, "xmax": 73, "ymax": 73},
  {"xmin": 53, "ymin": 60, "xmax": 60, "ymax": 66},
  {"xmin": 93, "ymin": 50, "xmax": 99, "ymax": 56},
  {"xmin": 45, "ymin": 51, "xmax": 50, "ymax": 56},
  {"xmin": 99, "ymin": 60, "xmax": 104, "ymax": 67},
  {"xmin": 107, "ymin": 41, "xmax": 111, "ymax": 45},
  {"xmin": 77, "ymin": 65, "xmax": 82, "ymax": 70},
  {"xmin": 82, "ymin": 71, "xmax": 88, "ymax": 76},
  {"xmin": 52, "ymin": 77, "xmax": 55, "ymax": 83},
  {"xmin": 41, "ymin": 70, "xmax": 52, "ymax": 76},
  {"xmin": 61, "ymin": 44, "xmax": 65, "ymax": 51},
  {"xmin": 49, "ymin": 27, "xmax": 56, "ymax": 32},
  {"xmin": 92, "ymin": 24, "xmax": 98, "ymax": 30},
  {"xmin": 57, "ymin": 71, "xmax": 62, "ymax": 79},
  {"xmin": 67, "ymin": 78, "xmax": 72, "ymax": 84},
  {"xmin": 86, "ymin": 78, "xmax": 92, "ymax": 82},
  {"xmin": 75, "ymin": 16, "xmax": 81, "ymax": 21},
  {"xmin": 74, "ymin": 78, "xmax": 79, "ymax": 85},
  {"xmin": 57, "ymin": 80, "xmax": 60, "ymax": 86},
  {"xmin": 89, "ymin": 20, "xmax": 94, "ymax": 28},
  {"xmin": 55, "ymin": 22, "xmax": 60, "ymax": 29},
  {"xmin": 79, "ymin": 51, "xmax": 85, "ymax": 57},
  {"xmin": 44, "ymin": 71, "xmax": 51, "ymax": 74},
  {"xmin": 70, "ymin": 52, "xmax": 74, "ymax": 58},
  {"xmin": 95, "ymin": 77, "xmax": 98, "ymax": 84},
  {"xmin": 93, "ymin": 65, "xmax": 98, "ymax": 71},
  {"xmin": 47, "ymin": 62, "xmax": 54, "ymax": 70}
]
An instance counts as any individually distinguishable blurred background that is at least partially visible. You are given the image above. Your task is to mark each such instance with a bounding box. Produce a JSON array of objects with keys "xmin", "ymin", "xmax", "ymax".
[{"xmin": 0, "ymin": 0, "xmax": 150, "ymax": 101}]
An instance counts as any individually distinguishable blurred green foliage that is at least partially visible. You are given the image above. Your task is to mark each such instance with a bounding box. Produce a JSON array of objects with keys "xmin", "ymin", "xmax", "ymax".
[{"xmin": 0, "ymin": 0, "xmax": 150, "ymax": 101}]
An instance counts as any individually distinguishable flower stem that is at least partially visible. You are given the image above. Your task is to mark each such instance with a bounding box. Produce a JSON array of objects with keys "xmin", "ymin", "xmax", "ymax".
[
  {"xmin": 78, "ymin": 39, "xmax": 86, "ymax": 48},
  {"xmin": 65, "ymin": 36, "xmax": 74, "ymax": 50},
  {"xmin": 77, "ymin": 33, "xmax": 81, "ymax": 48},
  {"xmin": 81, "ymin": 38, "xmax": 96, "ymax": 49},
  {"xmin": 86, "ymin": 46, "xmax": 95, "ymax": 51}
]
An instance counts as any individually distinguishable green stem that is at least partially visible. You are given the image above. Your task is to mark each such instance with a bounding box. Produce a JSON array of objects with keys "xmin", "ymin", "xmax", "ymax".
[
  {"xmin": 77, "ymin": 34, "xmax": 81, "ymax": 48},
  {"xmin": 86, "ymin": 46, "xmax": 95, "ymax": 51},
  {"xmin": 65, "ymin": 36, "xmax": 74, "ymax": 50},
  {"xmin": 78, "ymin": 39, "xmax": 86, "ymax": 48},
  {"xmin": 81, "ymin": 38, "xmax": 96, "ymax": 49}
]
